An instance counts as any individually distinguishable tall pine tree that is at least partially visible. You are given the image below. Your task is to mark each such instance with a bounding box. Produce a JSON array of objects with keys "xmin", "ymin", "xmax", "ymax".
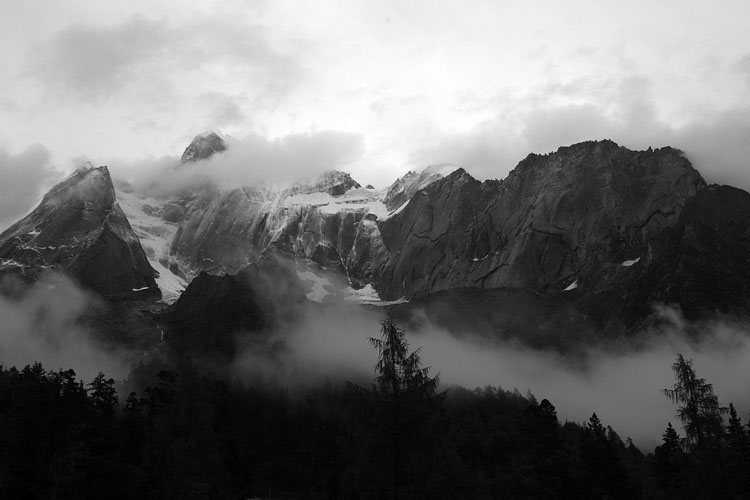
[
  {"xmin": 349, "ymin": 319, "xmax": 443, "ymax": 500},
  {"xmin": 662, "ymin": 354, "xmax": 726, "ymax": 451}
]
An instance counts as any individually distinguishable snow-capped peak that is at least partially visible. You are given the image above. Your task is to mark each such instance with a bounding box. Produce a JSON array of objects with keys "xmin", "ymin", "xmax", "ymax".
[
  {"xmin": 382, "ymin": 163, "xmax": 461, "ymax": 211},
  {"xmin": 421, "ymin": 163, "xmax": 459, "ymax": 178}
]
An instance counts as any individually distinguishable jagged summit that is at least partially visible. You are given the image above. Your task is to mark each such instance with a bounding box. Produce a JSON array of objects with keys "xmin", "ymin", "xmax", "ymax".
[
  {"xmin": 375, "ymin": 141, "xmax": 707, "ymax": 300},
  {"xmin": 6, "ymin": 135, "xmax": 750, "ymax": 336},
  {"xmin": 181, "ymin": 131, "xmax": 227, "ymax": 163},
  {"xmin": 0, "ymin": 165, "xmax": 159, "ymax": 300},
  {"xmin": 516, "ymin": 139, "xmax": 688, "ymax": 171},
  {"xmin": 383, "ymin": 163, "xmax": 461, "ymax": 211}
]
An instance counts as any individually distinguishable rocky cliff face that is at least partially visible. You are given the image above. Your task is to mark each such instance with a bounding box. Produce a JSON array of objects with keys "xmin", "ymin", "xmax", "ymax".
[
  {"xmin": 383, "ymin": 164, "xmax": 458, "ymax": 211},
  {"xmin": 168, "ymin": 183, "xmax": 375, "ymax": 277},
  {"xmin": 154, "ymin": 138, "xmax": 718, "ymax": 312},
  {"xmin": 0, "ymin": 166, "xmax": 159, "ymax": 300},
  {"xmin": 4, "ymin": 134, "xmax": 749, "ymax": 346},
  {"xmin": 635, "ymin": 184, "xmax": 750, "ymax": 320},
  {"xmin": 373, "ymin": 140, "xmax": 706, "ymax": 299},
  {"xmin": 162, "ymin": 252, "xmax": 307, "ymax": 356}
]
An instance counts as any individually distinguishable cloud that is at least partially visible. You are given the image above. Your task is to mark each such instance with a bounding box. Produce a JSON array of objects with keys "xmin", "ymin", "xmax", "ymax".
[
  {"xmin": 229, "ymin": 300, "xmax": 750, "ymax": 451},
  {"xmin": 114, "ymin": 130, "xmax": 365, "ymax": 195},
  {"xmin": 410, "ymin": 319, "xmax": 750, "ymax": 450},
  {"xmin": 207, "ymin": 131, "xmax": 365, "ymax": 185},
  {"xmin": 0, "ymin": 144, "xmax": 59, "ymax": 231},
  {"xmin": 28, "ymin": 14, "xmax": 301, "ymax": 104},
  {"xmin": 412, "ymin": 75, "xmax": 750, "ymax": 193},
  {"xmin": 195, "ymin": 92, "xmax": 249, "ymax": 129},
  {"xmin": 668, "ymin": 108, "xmax": 750, "ymax": 190},
  {"xmin": 734, "ymin": 53, "xmax": 750, "ymax": 86},
  {"xmin": 29, "ymin": 17, "xmax": 170, "ymax": 99},
  {"xmin": 0, "ymin": 273, "xmax": 128, "ymax": 381}
]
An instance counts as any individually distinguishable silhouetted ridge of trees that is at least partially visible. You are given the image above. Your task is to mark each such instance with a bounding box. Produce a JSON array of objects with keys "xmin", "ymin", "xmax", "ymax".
[{"xmin": 1, "ymin": 324, "xmax": 749, "ymax": 499}]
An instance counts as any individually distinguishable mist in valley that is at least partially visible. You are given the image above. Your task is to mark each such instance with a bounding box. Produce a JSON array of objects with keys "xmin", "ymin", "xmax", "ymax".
[
  {"xmin": 3, "ymin": 137, "xmax": 750, "ymax": 454},
  {"xmin": 229, "ymin": 299, "xmax": 750, "ymax": 450},
  {"xmin": 0, "ymin": 272, "xmax": 130, "ymax": 382},
  {"xmin": 2, "ymin": 267, "xmax": 749, "ymax": 450}
]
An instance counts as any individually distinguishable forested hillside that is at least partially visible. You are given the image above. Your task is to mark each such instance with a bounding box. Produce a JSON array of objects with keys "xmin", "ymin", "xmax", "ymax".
[{"xmin": 1, "ymin": 321, "xmax": 747, "ymax": 499}]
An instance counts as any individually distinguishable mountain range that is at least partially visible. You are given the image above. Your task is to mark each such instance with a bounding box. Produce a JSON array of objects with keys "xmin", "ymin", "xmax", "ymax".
[{"xmin": 2, "ymin": 133, "xmax": 749, "ymax": 354}]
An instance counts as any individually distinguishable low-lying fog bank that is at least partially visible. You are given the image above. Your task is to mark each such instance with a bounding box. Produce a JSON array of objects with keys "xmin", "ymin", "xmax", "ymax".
[{"xmin": 2, "ymin": 276, "xmax": 748, "ymax": 450}]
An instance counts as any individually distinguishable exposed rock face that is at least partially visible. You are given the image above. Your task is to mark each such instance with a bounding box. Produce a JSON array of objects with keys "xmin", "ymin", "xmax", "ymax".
[
  {"xmin": 383, "ymin": 164, "xmax": 458, "ymax": 211},
  {"xmin": 165, "ymin": 139, "xmax": 719, "ymax": 311},
  {"xmin": 0, "ymin": 166, "xmax": 159, "ymax": 300},
  {"xmin": 374, "ymin": 140, "xmax": 706, "ymax": 299},
  {"xmin": 289, "ymin": 170, "xmax": 361, "ymax": 197},
  {"xmin": 181, "ymin": 132, "xmax": 226, "ymax": 163},
  {"xmin": 5, "ymin": 135, "xmax": 748, "ymax": 347},
  {"xmin": 169, "ymin": 173, "xmax": 377, "ymax": 278},
  {"xmin": 161, "ymin": 270, "xmax": 266, "ymax": 355},
  {"xmin": 635, "ymin": 184, "xmax": 750, "ymax": 320},
  {"xmin": 162, "ymin": 253, "xmax": 307, "ymax": 356}
]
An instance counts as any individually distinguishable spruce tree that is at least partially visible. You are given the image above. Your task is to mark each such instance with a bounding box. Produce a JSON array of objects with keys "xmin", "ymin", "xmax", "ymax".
[
  {"xmin": 580, "ymin": 413, "xmax": 631, "ymax": 499},
  {"xmin": 652, "ymin": 422, "xmax": 687, "ymax": 494},
  {"xmin": 725, "ymin": 403, "xmax": 748, "ymax": 454},
  {"xmin": 354, "ymin": 318, "xmax": 443, "ymax": 500},
  {"xmin": 724, "ymin": 403, "xmax": 750, "ymax": 494},
  {"xmin": 662, "ymin": 354, "xmax": 726, "ymax": 451}
]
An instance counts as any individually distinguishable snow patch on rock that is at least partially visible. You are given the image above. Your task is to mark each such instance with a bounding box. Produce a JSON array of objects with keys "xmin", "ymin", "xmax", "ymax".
[
  {"xmin": 342, "ymin": 284, "xmax": 409, "ymax": 306},
  {"xmin": 297, "ymin": 269, "xmax": 335, "ymax": 303},
  {"xmin": 115, "ymin": 188, "xmax": 187, "ymax": 303},
  {"xmin": 563, "ymin": 280, "xmax": 579, "ymax": 291},
  {"xmin": 621, "ymin": 257, "xmax": 641, "ymax": 267}
]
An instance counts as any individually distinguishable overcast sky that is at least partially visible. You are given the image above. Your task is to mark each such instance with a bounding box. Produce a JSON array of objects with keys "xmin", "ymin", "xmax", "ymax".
[{"xmin": 1, "ymin": 0, "xmax": 749, "ymax": 222}]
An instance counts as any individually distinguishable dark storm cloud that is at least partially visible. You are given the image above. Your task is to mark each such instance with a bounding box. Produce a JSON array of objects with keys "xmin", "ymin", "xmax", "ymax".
[
  {"xmin": 28, "ymin": 14, "xmax": 301, "ymax": 102},
  {"xmin": 0, "ymin": 144, "xmax": 59, "ymax": 231}
]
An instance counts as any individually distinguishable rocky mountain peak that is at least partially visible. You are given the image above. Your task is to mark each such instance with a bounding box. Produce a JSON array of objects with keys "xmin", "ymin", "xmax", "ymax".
[
  {"xmin": 375, "ymin": 141, "xmax": 708, "ymax": 300},
  {"xmin": 383, "ymin": 163, "xmax": 461, "ymax": 211},
  {"xmin": 0, "ymin": 164, "xmax": 159, "ymax": 300},
  {"xmin": 181, "ymin": 131, "xmax": 227, "ymax": 163},
  {"xmin": 20, "ymin": 165, "xmax": 118, "ymax": 244},
  {"xmin": 498, "ymin": 140, "xmax": 705, "ymax": 228}
]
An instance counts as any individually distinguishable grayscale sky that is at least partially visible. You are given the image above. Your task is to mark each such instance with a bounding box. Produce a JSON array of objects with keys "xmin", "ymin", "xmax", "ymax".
[{"xmin": 1, "ymin": 0, "xmax": 749, "ymax": 203}]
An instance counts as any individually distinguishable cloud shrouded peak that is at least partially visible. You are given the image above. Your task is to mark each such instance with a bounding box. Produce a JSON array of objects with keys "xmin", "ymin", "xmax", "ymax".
[
  {"xmin": 181, "ymin": 132, "xmax": 228, "ymax": 163},
  {"xmin": 115, "ymin": 129, "xmax": 365, "ymax": 196},
  {"xmin": 0, "ymin": 144, "xmax": 60, "ymax": 231}
]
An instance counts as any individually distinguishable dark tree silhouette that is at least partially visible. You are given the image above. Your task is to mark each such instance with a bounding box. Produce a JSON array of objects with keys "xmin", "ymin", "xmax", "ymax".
[
  {"xmin": 580, "ymin": 413, "xmax": 632, "ymax": 499},
  {"xmin": 652, "ymin": 422, "xmax": 687, "ymax": 495},
  {"xmin": 662, "ymin": 354, "xmax": 726, "ymax": 451},
  {"xmin": 352, "ymin": 318, "xmax": 443, "ymax": 500},
  {"xmin": 723, "ymin": 403, "xmax": 750, "ymax": 493}
]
